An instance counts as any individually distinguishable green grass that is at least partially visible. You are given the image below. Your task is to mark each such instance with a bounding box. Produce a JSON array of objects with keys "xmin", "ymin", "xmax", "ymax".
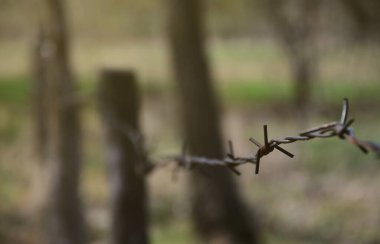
[
  {"xmin": 318, "ymin": 81, "xmax": 380, "ymax": 103},
  {"xmin": 152, "ymin": 221, "xmax": 195, "ymax": 244},
  {"xmin": 0, "ymin": 77, "xmax": 30, "ymax": 106},
  {"xmin": 0, "ymin": 77, "xmax": 29, "ymax": 146},
  {"xmin": 220, "ymin": 80, "xmax": 380, "ymax": 105},
  {"xmin": 219, "ymin": 80, "xmax": 292, "ymax": 104},
  {"xmin": 1, "ymin": 76, "xmax": 379, "ymax": 109}
]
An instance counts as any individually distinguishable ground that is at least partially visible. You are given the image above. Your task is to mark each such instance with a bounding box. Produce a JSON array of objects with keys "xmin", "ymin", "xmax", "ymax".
[{"xmin": 0, "ymin": 38, "xmax": 380, "ymax": 243}]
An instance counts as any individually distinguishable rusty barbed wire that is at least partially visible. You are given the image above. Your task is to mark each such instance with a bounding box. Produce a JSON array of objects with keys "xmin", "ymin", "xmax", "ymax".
[
  {"xmin": 164, "ymin": 98, "xmax": 380, "ymax": 175},
  {"xmin": 108, "ymin": 98, "xmax": 380, "ymax": 176}
]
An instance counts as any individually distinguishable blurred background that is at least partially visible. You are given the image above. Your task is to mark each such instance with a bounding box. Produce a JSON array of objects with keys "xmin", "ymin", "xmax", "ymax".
[{"xmin": 0, "ymin": 0, "xmax": 380, "ymax": 243}]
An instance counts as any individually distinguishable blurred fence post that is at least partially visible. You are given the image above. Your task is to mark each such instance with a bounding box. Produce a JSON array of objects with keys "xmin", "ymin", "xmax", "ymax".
[{"xmin": 99, "ymin": 69, "xmax": 149, "ymax": 244}]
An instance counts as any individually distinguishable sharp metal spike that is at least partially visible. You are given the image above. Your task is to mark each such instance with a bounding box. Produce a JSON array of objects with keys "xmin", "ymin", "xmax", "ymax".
[
  {"xmin": 264, "ymin": 125, "xmax": 269, "ymax": 148},
  {"xmin": 227, "ymin": 165, "xmax": 241, "ymax": 176},
  {"xmin": 228, "ymin": 140, "xmax": 235, "ymax": 159},
  {"xmin": 255, "ymin": 158, "xmax": 260, "ymax": 174},
  {"xmin": 340, "ymin": 98, "xmax": 349, "ymax": 124},
  {"xmin": 250, "ymin": 138, "xmax": 262, "ymax": 148},
  {"xmin": 274, "ymin": 145, "xmax": 294, "ymax": 158}
]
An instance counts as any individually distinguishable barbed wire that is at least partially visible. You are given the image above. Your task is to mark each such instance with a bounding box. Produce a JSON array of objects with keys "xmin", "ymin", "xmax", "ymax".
[
  {"xmin": 162, "ymin": 98, "xmax": 380, "ymax": 175},
  {"xmin": 108, "ymin": 98, "xmax": 380, "ymax": 176}
]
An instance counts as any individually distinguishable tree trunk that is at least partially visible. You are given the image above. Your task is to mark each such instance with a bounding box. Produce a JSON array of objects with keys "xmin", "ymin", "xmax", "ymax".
[
  {"xmin": 167, "ymin": 0, "xmax": 260, "ymax": 243},
  {"xmin": 99, "ymin": 70, "xmax": 149, "ymax": 244},
  {"xmin": 264, "ymin": 0, "xmax": 320, "ymax": 119},
  {"xmin": 37, "ymin": 0, "xmax": 87, "ymax": 243},
  {"xmin": 32, "ymin": 26, "xmax": 49, "ymax": 162},
  {"xmin": 341, "ymin": 0, "xmax": 380, "ymax": 39},
  {"xmin": 291, "ymin": 48, "xmax": 315, "ymax": 119}
]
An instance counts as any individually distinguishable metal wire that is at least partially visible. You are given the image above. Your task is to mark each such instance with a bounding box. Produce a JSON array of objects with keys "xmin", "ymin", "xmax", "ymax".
[{"xmin": 170, "ymin": 98, "xmax": 380, "ymax": 175}]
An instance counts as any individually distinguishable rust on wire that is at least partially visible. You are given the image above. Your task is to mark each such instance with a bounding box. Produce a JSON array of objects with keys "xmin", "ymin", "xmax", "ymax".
[
  {"xmin": 109, "ymin": 98, "xmax": 380, "ymax": 176},
  {"xmin": 168, "ymin": 98, "xmax": 380, "ymax": 175}
]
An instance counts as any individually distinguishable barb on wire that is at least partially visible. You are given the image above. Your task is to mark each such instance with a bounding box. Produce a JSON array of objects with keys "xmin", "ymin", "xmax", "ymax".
[
  {"xmin": 167, "ymin": 98, "xmax": 380, "ymax": 175},
  {"xmin": 104, "ymin": 110, "xmax": 154, "ymax": 174}
]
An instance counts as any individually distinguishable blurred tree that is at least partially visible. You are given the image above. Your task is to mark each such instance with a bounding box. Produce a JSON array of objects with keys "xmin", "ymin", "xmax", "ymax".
[
  {"xmin": 32, "ymin": 25, "xmax": 49, "ymax": 161},
  {"xmin": 99, "ymin": 70, "xmax": 149, "ymax": 244},
  {"xmin": 340, "ymin": 0, "xmax": 380, "ymax": 40},
  {"xmin": 167, "ymin": 0, "xmax": 260, "ymax": 243},
  {"xmin": 263, "ymin": 0, "xmax": 321, "ymax": 119},
  {"xmin": 35, "ymin": 0, "xmax": 87, "ymax": 243}
]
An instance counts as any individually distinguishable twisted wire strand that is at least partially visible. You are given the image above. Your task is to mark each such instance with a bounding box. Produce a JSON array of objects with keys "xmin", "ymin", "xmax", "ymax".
[
  {"xmin": 109, "ymin": 98, "xmax": 380, "ymax": 176},
  {"xmin": 169, "ymin": 98, "xmax": 380, "ymax": 175}
]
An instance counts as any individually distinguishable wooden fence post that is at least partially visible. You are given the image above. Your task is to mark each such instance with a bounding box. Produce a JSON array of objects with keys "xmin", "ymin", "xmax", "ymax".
[{"xmin": 99, "ymin": 69, "xmax": 149, "ymax": 244}]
